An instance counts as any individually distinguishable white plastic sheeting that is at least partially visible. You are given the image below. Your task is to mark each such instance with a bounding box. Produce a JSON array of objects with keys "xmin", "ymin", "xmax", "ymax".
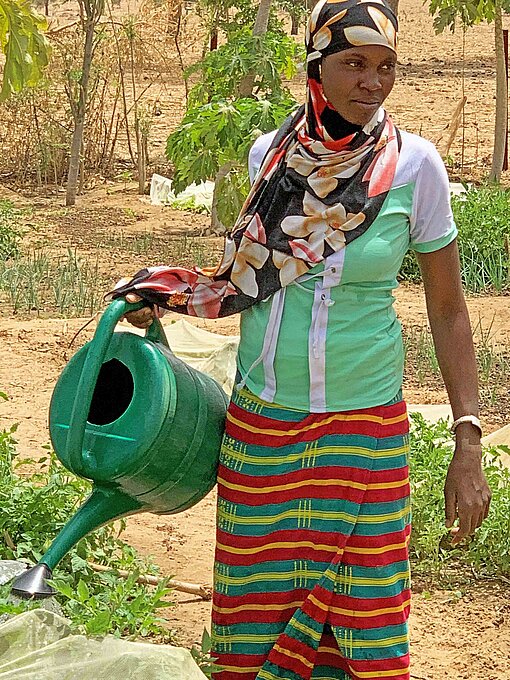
[
  {"xmin": 164, "ymin": 319, "xmax": 239, "ymax": 394},
  {"xmin": 116, "ymin": 318, "xmax": 240, "ymax": 395},
  {"xmin": 149, "ymin": 174, "xmax": 214, "ymax": 213},
  {"xmin": 0, "ymin": 610, "xmax": 207, "ymax": 679}
]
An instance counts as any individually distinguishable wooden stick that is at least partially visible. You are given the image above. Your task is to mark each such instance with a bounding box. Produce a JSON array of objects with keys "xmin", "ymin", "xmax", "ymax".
[
  {"xmin": 88, "ymin": 562, "xmax": 212, "ymax": 600},
  {"xmin": 438, "ymin": 96, "xmax": 467, "ymax": 158}
]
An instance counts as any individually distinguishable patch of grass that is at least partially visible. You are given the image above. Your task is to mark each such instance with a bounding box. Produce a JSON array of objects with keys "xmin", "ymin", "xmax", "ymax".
[
  {"xmin": 169, "ymin": 235, "xmax": 211, "ymax": 269},
  {"xmin": 0, "ymin": 249, "xmax": 103, "ymax": 316},
  {"xmin": 102, "ymin": 231, "xmax": 213, "ymax": 269},
  {"xmin": 0, "ymin": 233, "xmax": 216, "ymax": 316},
  {"xmin": 403, "ymin": 325, "xmax": 440, "ymax": 386},
  {"xmin": 403, "ymin": 321, "xmax": 510, "ymax": 403},
  {"xmin": 454, "ymin": 186, "xmax": 510, "ymax": 293},
  {"xmin": 409, "ymin": 414, "xmax": 510, "ymax": 578},
  {"xmin": 472, "ymin": 315, "xmax": 510, "ymax": 407},
  {"xmin": 102, "ymin": 230, "xmax": 157, "ymax": 255},
  {"xmin": 399, "ymin": 185, "xmax": 510, "ymax": 292}
]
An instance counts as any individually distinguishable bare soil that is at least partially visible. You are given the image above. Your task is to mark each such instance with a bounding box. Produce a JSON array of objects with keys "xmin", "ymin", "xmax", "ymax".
[{"xmin": 1, "ymin": 0, "xmax": 510, "ymax": 677}]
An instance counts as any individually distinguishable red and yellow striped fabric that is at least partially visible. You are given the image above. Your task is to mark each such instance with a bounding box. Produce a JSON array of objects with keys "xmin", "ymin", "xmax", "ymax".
[{"xmin": 212, "ymin": 387, "xmax": 411, "ymax": 680}]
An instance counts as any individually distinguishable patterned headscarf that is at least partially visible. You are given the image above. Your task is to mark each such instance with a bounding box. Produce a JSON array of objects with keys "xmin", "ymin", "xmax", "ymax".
[{"xmin": 111, "ymin": 0, "xmax": 400, "ymax": 318}]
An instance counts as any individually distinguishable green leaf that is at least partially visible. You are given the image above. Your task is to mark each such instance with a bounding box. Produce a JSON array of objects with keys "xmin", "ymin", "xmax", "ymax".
[
  {"xmin": 0, "ymin": 0, "xmax": 51, "ymax": 100},
  {"xmin": 76, "ymin": 579, "xmax": 90, "ymax": 603},
  {"xmin": 52, "ymin": 580, "xmax": 74, "ymax": 600},
  {"xmin": 86, "ymin": 610, "xmax": 111, "ymax": 636}
]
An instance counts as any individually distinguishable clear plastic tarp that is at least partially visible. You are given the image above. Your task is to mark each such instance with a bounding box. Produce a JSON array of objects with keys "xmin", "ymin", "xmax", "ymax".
[{"xmin": 0, "ymin": 610, "xmax": 207, "ymax": 679}]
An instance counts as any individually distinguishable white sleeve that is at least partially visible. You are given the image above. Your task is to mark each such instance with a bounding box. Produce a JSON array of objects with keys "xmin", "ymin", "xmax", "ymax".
[
  {"xmin": 410, "ymin": 142, "xmax": 457, "ymax": 253},
  {"xmin": 248, "ymin": 131, "xmax": 278, "ymax": 184}
]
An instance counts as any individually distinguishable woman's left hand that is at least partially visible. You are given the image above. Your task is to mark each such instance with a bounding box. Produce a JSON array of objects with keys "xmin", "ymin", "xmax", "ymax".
[{"xmin": 444, "ymin": 431, "xmax": 491, "ymax": 545}]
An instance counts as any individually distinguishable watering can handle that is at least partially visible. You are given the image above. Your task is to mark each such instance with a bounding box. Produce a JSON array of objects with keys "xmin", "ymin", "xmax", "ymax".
[{"xmin": 65, "ymin": 298, "xmax": 169, "ymax": 476}]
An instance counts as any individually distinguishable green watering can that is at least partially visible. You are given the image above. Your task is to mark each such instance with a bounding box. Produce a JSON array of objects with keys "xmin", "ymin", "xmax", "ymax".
[{"xmin": 11, "ymin": 298, "xmax": 229, "ymax": 598}]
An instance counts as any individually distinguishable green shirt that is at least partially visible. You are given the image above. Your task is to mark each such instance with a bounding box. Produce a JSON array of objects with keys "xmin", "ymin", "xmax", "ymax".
[{"xmin": 237, "ymin": 130, "xmax": 457, "ymax": 412}]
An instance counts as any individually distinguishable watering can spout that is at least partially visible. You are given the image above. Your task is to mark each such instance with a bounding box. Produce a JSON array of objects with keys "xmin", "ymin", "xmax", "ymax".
[
  {"xmin": 11, "ymin": 564, "xmax": 55, "ymax": 600},
  {"xmin": 11, "ymin": 487, "xmax": 143, "ymax": 599}
]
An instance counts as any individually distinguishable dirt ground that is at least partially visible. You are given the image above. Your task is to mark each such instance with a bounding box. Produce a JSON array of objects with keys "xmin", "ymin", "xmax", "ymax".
[{"xmin": 1, "ymin": 0, "xmax": 510, "ymax": 676}]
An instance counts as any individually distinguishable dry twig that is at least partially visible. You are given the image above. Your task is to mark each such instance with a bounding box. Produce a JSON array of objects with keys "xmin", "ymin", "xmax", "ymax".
[
  {"xmin": 437, "ymin": 97, "xmax": 467, "ymax": 158},
  {"xmin": 88, "ymin": 562, "xmax": 212, "ymax": 600}
]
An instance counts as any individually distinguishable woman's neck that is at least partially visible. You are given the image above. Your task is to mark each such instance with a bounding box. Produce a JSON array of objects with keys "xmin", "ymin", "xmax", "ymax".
[{"xmin": 322, "ymin": 107, "xmax": 362, "ymax": 140}]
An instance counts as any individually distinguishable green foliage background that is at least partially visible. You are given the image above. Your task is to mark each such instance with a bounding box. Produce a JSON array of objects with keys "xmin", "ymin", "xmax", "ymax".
[
  {"xmin": 0, "ymin": 200, "xmax": 20, "ymax": 259},
  {"xmin": 399, "ymin": 186, "xmax": 510, "ymax": 293},
  {"xmin": 166, "ymin": 2, "xmax": 304, "ymax": 230}
]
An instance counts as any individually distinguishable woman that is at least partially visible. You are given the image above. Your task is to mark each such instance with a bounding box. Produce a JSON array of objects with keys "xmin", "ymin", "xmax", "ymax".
[{"xmin": 112, "ymin": 1, "xmax": 491, "ymax": 678}]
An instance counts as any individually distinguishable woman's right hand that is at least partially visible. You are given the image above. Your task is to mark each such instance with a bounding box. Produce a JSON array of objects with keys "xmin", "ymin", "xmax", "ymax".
[{"xmin": 115, "ymin": 279, "xmax": 156, "ymax": 329}]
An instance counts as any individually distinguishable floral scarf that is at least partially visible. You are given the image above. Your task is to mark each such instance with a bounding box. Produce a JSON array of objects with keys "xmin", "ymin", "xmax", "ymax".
[{"xmin": 111, "ymin": 0, "xmax": 400, "ymax": 318}]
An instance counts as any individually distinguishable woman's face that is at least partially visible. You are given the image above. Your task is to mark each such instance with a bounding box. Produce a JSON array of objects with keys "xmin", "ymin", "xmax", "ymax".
[{"xmin": 321, "ymin": 44, "xmax": 396, "ymax": 126}]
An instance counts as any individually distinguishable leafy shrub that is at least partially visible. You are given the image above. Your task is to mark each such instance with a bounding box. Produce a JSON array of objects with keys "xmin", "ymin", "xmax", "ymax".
[
  {"xmin": 186, "ymin": 28, "xmax": 304, "ymax": 108},
  {"xmin": 0, "ymin": 422, "xmax": 174, "ymax": 639},
  {"xmin": 399, "ymin": 186, "xmax": 510, "ymax": 292},
  {"xmin": 409, "ymin": 413, "xmax": 510, "ymax": 577},
  {"xmin": 167, "ymin": 95, "xmax": 296, "ymax": 227},
  {"xmin": 166, "ymin": 10, "xmax": 303, "ymax": 231},
  {"xmin": 0, "ymin": 200, "xmax": 21, "ymax": 259},
  {"xmin": 167, "ymin": 96, "xmax": 296, "ymax": 193}
]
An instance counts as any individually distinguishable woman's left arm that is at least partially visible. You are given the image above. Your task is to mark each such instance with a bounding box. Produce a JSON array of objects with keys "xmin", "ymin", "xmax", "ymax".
[{"xmin": 416, "ymin": 240, "xmax": 491, "ymax": 545}]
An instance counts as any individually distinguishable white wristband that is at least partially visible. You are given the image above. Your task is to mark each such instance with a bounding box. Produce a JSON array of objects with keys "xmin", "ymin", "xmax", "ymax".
[{"xmin": 451, "ymin": 415, "xmax": 482, "ymax": 437}]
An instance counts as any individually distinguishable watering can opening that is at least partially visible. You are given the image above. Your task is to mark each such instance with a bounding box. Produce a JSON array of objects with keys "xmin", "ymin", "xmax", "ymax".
[{"xmin": 87, "ymin": 358, "xmax": 134, "ymax": 426}]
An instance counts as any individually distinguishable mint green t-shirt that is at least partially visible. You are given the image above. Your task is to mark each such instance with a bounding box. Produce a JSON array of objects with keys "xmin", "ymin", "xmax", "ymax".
[{"xmin": 236, "ymin": 129, "xmax": 457, "ymax": 412}]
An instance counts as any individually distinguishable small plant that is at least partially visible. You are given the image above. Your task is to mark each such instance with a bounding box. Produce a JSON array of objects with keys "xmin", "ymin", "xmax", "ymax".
[
  {"xmin": 190, "ymin": 628, "xmax": 222, "ymax": 678},
  {"xmin": 51, "ymin": 570, "xmax": 174, "ymax": 638},
  {"xmin": 170, "ymin": 194, "xmax": 211, "ymax": 215}
]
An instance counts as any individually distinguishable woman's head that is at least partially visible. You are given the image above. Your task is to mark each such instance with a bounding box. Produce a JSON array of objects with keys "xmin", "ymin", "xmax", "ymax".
[
  {"xmin": 321, "ymin": 44, "xmax": 396, "ymax": 126},
  {"xmin": 305, "ymin": 0, "xmax": 398, "ymax": 131}
]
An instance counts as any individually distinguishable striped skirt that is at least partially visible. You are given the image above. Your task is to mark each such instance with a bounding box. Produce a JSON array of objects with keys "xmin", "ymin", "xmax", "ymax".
[{"xmin": 212, "ymin": 387, "xmax": 411, "ymax": 680}]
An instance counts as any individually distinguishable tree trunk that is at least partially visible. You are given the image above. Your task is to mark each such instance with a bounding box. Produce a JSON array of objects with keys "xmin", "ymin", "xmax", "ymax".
[
  {"xmin": 290, "ymin": 12, "xmax": 298, "ymax": 36},
  {"xmin": 66, "ymin": 17, "xmax": 96, "ymax": 206},
  {"xmin": 489, "ymin": 3, "xmax": 507, "ymax": 183},
  {"xmin": 136, "ymin": 119, "xmax": 146, "ymax": 194},
  {"xmin": 65, "ymin": 12, "xmax": 97, "ymax": 206},
  {"xmin": 238, "ymin": 0, "xmax": 273, "ymax": 97},
  {"xmin": 211, "ymin": 161, "xmax": 235, "ymax": 234}
]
